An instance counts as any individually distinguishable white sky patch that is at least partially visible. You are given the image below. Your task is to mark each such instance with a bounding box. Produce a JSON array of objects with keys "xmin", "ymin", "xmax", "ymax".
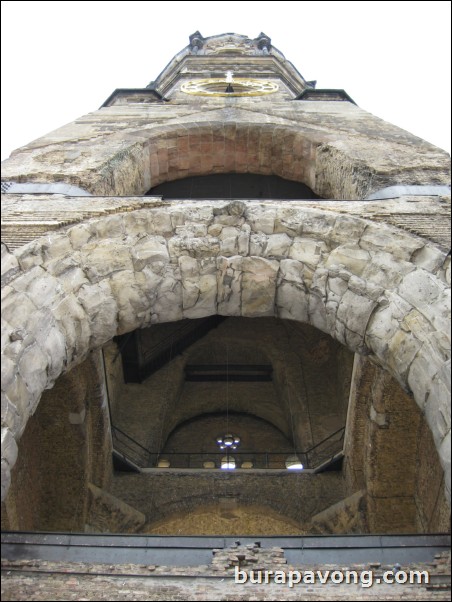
[{"xmin": 1, "ymin": 0, "xmax": 450, "ymax": 160}]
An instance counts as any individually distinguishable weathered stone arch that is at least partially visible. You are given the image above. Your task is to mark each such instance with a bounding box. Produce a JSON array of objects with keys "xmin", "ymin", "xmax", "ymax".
[
  {"xmin": 1, "ymin": 200, "xmax": 450, "ymax": 504},
  {"xmin": 40, "ymin": 115, "xmax": 448, "ymax": 200}
]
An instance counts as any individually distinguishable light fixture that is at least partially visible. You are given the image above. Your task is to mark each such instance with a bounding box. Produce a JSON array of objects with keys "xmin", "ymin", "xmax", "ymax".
[
  {"xmin": 216, "ymin": 433, "xmax": 241, "ymax": 450},
  {"xmin": 221, "ymin": 455, "xmax": 236, "ymax": 470},
  {"xmin": 285, "ymin": 455, "xmax": 304, "ymax": 470}
]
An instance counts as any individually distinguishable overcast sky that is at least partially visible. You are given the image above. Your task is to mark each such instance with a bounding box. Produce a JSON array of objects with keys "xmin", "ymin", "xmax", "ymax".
[{"xmin": 1, "ymin": 1, "xmax": 451, "ymax": 161}]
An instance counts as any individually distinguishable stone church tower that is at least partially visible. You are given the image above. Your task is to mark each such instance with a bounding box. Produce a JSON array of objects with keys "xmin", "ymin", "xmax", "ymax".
[{"xmin": 1, "ymin": 32, "xmax": 450, "ymax": 538}]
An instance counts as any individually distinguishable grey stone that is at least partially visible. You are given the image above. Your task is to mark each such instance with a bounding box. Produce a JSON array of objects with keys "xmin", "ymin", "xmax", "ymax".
[
  {"xmin": 325, "ymin": 245, "xmax": 370, "ymax": 276},
  {"xmin": 289, "ymin": 237, "xmax": 328, "ymax": 270},
  {"xmin": 78, "ymin": 281, "xmax": 118, "ymax": 347},
  {"xmin": 241, "ymin": 257, "xmax": 278, "ymax": 317},
  {"xmin": 131, "ymin": 236, "xmax": 169, "ymax": 271},
  {"xmin": 1, "ymin": 427, "xmax": 18, "ymax": 468}
]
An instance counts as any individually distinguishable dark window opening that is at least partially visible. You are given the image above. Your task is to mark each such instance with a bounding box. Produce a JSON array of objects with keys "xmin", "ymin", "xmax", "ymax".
[{"xmin": 146, "ymin": 173, "xmax": 319, "ymax": 200}]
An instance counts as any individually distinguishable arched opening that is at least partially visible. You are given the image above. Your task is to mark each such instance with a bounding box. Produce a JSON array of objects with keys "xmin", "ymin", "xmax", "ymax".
[
  {"xmin": 147, "ymin": 173, "xmax": 319, "ymax": 200},
  {"xmin": 3, "ymin": 315, "xmax": 449, "ymax": 535},
  {"xmin": 1, "ymin": 201, "xmax": 450, "ymax": 535},
  {"xmin": 70, "ymin": 121, "xmax": 397, "ymax": 199},
  {"xmin": 144, "ymin": 502, "xmax": 306, "ymax": 536}
]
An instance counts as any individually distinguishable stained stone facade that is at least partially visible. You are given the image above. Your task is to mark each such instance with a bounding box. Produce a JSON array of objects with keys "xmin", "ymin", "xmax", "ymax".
[{"xmin": 1, "ymin": 32, "xmax": 451, "ymax": 537}]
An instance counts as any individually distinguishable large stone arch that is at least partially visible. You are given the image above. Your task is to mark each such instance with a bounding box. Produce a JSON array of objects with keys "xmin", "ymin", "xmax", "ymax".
[
  {"xmin": 1, "ymin": 200, "xmax": 450, "ymax": 503},
  {"xmin": 92, "ymin": 117, "xmax": 448, "ymax": 199},
  {"xmin": 6, "ymin": 115, "xmax": 447, "ymax": 200}
]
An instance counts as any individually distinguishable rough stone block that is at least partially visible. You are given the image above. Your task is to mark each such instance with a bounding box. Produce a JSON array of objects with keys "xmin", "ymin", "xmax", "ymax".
[
  {"xmin": 241, "ymin": 257, "xmax": 278, "ymax": 317},
  {"xmin": 1, "ymin": 246, "xmax": 20, "ymax": 286},
  {"xmin": 325, "ymin": 245, "xmax": 370, "ymax": 276},
  {"xmin": 82, "ymin": 241, "xmax": 133, "ymax": 282},
  {"xmin": 359, "ymin": 223, "xmax": 424, "ymax": 260},
  {"xmin": 1, "ymin": 426, "xmax": 18, "ymax": 470},
  {"xmin": 263, "ymin": 233, "xmax": 292, "ymax": 259},
  {"xmin": 131, "ymin": 236, "xmax": 169, "ymax": 270},
  {"xmin": 18, "ymin": 343, "xmax": 49, "ymax": 405},
  {"xmin": 362, "ymin": 251, "xmax": 415, "ymax": 288},
  {"xmin": 78, "ymin": 281, "xmax": 118, "ymax": 346},
  {"xmin": 289, "ymin": 237, "xmax": 328, "ymax": 270},
  {"xmin": 1, "ymin": 392, "xmax": 22, "ymax": 438},
  {"xmin": 217, "ymin": 256, "xmax": 242, "ymax": 316},
  {"xmin": 52, "ymin": 294, "xmax": 91, "ymax": 363},
  {"xmin": 2, "ymin": 292, "xmax": 37, "ymax": 331}
]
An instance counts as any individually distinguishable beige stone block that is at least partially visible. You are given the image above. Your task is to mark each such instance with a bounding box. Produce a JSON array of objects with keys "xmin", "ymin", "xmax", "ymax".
[
  {"xmin": 54, "ymin": 266, "xmax": 88, "ymax": 294},
  {"xmin": 52, "ymin": 294, "xmax": 91, "ymax": 362},
  {"xmin": 81, "ymin": 241, "xmax": 133, "ymax": 282},
  {"xmin": 16, "ymin": 271, "xmax": 63, "ymax": 310},
  {"xmin": 1, "ymin": 427, "xmax": 18, "ymax": 469},
  {"xmin": 18, "ymin": 343, "xmax": 49, "ymax": 407},
  {"xmin": 219, "ymin": 235, "xmax": 239, "ymax": 257},
  {"xmin": 152, "ymin": 274, "xmax": 183, "ymax": 323},
  {"xmin": 2, "ymin": 291, "xmax": 38, "ymax": 330},
  {"xmin": 247, "ymin": 209, "xmax": 276, "ymax": 235},
  {"xmin": 365, "ymin": 292, "xmax": 412, "ymax": 362},
  {"xmin": 131, "ymin": 236, "xmax": 169, "ymax": 270},
  {"xmin": 1, "ymin": 247, "xmax": 20, "ymax": 286},
  {"xmin": 15, "ymin": 241, "xmax": 45, "ymax": 271},
  {"xmin": 327, "ymin": 275, "xmax": 348, "ymax": 297},
  {"xmin": 439, "ymin": 432, "xmax": 451, "ymax": 502},
  {"xmin": 1, "ymin": 459, "xmax": 11, "ymax": 502},
  {"xmin": 425, "ymin": 361, "xmax": 451, "ymax": 443},
  {"xmin": 412, "ymin": 244, "xmax": 448, "ymax": 273},
  {"xmin": 276, "ymin": 281, "xmax": 309, "ymax": 322},
  {"xmin": 359, "ymin": 223, "xmax": 424, "ymax": 260},
  {"xmin": 325, "ymin": 245, "xmax": 370, "ymax": 276},
  {"xmin": 361, "ymin": 251, "xmax": 415, "ymax": 288},
  {"xmin": 407, "ymin": 341, "xmax": 445, "ymax": 408},
  {"xmin": 208, "ymin": 224, "xmax": 223, "ymax": 237},
  {"xmin": 179, "ymin": 256, "xmax": 217, "ymax": 319},
  {"xmin": 77, "ymin": 281, "xmax": 118, "ymax": 346},
  {"xmin": 398, "ymin": 268, "xmax": 445, "ymax": 310},
  {"xmin": 330, "ymin": 215, "xmax": 367, "ymax": 245},
  {"xmin": 249, "ymin": 233, "xmax": 267, "ymax": 256},
  {"xmin": 68, "ymin": 224, "xmax": 94, "ymax": 250},
  {"xmin": 289, "ymin": 237, "xmax": 328, "ymax": 270},
  {"xmin": 1, "ymin": 393, "xmax": 22, "ymax": 438},
  {"xmin": 217, "ymin": 256, "xmax": 243, "ymax": 316},
  {"xmin": 263, "ymin": 233, "xmax": 292, "ymax": 259},
  {"xmin": 35, "ymin": 325, "xmax": 67, "ymax": 383},
  {"xmin": 149, "ymin": 210, "xmax": 174, "ymax": 235},
  {"xmin": 387, "ymin": 328, "xmax": 423, "ymax": 381},
  {"xmin": 308, "ymin": 292, "xmax": 330, "ymax": 334},
  {"xmin": 241, "ymin": 257, "xmax": 278, "ymax": 317},
  {"xmin": 300, "ymin": 210, "xmax": 335, "ymax": 239},
  {"xmin": 176, "ymin": 224, "xmax": 208, "ymax": 238},
  {"xmin": 41, "ymin": 233, "xmax": 73, "ymax": 261}
]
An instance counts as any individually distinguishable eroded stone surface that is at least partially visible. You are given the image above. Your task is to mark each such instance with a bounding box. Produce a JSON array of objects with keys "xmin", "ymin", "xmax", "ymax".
[{"xmin": 0, "ymin": 201, "xmax": 450, "ymax": 504}]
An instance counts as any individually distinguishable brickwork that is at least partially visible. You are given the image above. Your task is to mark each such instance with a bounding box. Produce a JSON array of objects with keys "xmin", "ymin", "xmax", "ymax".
[
  {"xmin": 110, "ymin": 471, "xmax": 345, "ymax": 530},
  {"xmin": 1, "ymin": 552, "xmax": 450, "ymax": 601},
  {"xmin": 2, "ymin": 352, "xmax": 112, "ymax": 531}
]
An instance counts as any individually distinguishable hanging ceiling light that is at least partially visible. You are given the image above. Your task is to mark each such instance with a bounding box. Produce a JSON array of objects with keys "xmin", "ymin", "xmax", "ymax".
[
  {"xmin": 285, "ymin": 455, "xmax": 304, "ymax": 470},
  {"xmin": 221, "ymin": 455, "xmax": 236, "ymax": 470},
  {"xmin": 216, "ymin": 433, "xmax": 241, "ymax": 450}
]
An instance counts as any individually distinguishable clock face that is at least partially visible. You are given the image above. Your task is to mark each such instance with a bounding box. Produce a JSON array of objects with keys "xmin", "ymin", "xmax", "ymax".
[{"xmin": 181, "ymin": 78, "xmax": 279, "ymax": 97}]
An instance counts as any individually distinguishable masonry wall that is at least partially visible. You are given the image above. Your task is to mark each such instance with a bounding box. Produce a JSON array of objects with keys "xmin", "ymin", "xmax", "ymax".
[
  {"xmin": 109, "ymin": 471, "xmax": 347, "ymax": 533},
  {"xmin": 344, "ymin": 355, "xmax": 450, "ymax": 534},
  {"xmin": 1, "ymin": 354, "xmax": 112, "ymax": 531}
]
